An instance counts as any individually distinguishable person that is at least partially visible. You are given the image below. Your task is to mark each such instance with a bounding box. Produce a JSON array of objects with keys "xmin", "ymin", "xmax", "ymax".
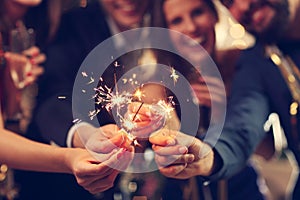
[
  {"xmin": 151, "ymin": 0, "xmax": 300, "ymax": 199},
  {"xmin": 0, "ymin": 0, "xmax": 46, "ymax": 133},
  {"xmin": 0, "ymin": 125, "xmax": 133, "ymax": 195},
  {"xmin": 30, "ymin": 0, "xmax": 152, "ymax": 149},
  {"xmin": 131, "ymin": 0, "xmax": 264, "ymax": 199},
  {"xmin": 18, "ymin": 0, "xmax": 153, "ymax": 199},
  {"xmin": 0, "ymin": 1, "xmax": 135, "ymax": 198}
]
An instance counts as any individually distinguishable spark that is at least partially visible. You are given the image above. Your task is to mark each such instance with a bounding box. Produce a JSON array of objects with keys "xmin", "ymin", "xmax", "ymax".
[
  {"xmin": 154, "ymin": 98, "xmax": 175, "ymax": 119},
  {"xmin": 170, "ymin": 67, "xmax": 179, "ymax": 85},
  {"xmin": 81, "ymin": 71, "xmax": 88, "ymax": 77},
  {"xmin": 114, "ymin": 61, "xmax": 120, "ymax": 67},
  {"xmin": 133, "ymin": 88, "xmax": 144, "ymax": 101},
  {"xmin": 58, "ymin": 96, "xmax": 66, "ymax": 99},
  {"xmin": 80, "ymin": 68, "xmax": 176, "ymax": 148},
  {"xmin": 87, "ymin": 77, "xmax": 95, "ymax": 85},
  {"xmin": 73, "ymin": 118, "xmax": 82, "ymax": 123},
  {"xmin": 88, "ymin": 109, "xmax": 100, "ymax": 120}
]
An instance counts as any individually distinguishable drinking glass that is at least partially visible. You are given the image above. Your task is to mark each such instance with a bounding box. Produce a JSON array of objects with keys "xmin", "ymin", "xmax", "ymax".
[{"xmin": 9, "ymin": 26, "xmax": 35, "ymax": 89}]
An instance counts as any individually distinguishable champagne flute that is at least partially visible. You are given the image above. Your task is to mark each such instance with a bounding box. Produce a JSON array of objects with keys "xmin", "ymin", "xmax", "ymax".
[{"xmin": 9, "ymin": 23, "xmax": 35, "ymax": 89}]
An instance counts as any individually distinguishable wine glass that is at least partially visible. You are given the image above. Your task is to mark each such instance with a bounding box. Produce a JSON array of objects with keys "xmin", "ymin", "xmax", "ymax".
[{"xmin": 9, "ymin": 25, "xmax": 35, "ymax": 89}]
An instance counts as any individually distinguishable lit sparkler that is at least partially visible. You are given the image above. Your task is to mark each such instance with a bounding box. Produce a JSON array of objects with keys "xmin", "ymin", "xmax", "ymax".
[
  {"xmin": 170, "ymin": 67, "xmax": 179, "ymax": 85},
  {"xmin": 80, "ymin": 64, "xmax": 179, "ymax": 147}
]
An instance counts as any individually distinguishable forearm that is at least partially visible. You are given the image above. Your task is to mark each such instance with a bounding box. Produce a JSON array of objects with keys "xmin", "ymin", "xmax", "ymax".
[{"xmin": 0, "ymin": 129, "xmax": 72, "ymax": 173}]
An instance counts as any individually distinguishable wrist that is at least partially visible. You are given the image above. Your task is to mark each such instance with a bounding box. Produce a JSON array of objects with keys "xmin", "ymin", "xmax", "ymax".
[
  {"xmin": 197, "ymin": 143, "xmax": 217, "ymax": 176},
  {"xmin": 62, "ymin": 147, "xmax": 77, "ymax": 174}
]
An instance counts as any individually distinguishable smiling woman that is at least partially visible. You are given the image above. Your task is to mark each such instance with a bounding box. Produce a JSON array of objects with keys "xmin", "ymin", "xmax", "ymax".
[{"xmin": 150, "ymin": 0, "xmax": 266, "ymax": 199}]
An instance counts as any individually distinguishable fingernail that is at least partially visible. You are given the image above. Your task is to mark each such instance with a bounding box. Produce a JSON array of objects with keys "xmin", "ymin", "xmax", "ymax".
[
  {"xmin": 187, "ymin": 154, "xmax": 194, "ymax": 162},
  {"xmin": 117, "ymin": 152, "xmax": 123, "ymax": 160},
  {"xmin": 26, "ymin": 71, "xmax": 33, "ymax": 76},
  {"xmin": 166, "ymin": 139, "xmax": 175, "ymax": 145},
  {"xmin": 117, "ymin": 148, "xmax": 126, "ymax": 159},
  {"xmin": 179, "ymin": 146, "xmax": 188, "ymax": 154},
  {"xmin": 32, "ymin": 50, "xmax": 39, "ymax": 57}
]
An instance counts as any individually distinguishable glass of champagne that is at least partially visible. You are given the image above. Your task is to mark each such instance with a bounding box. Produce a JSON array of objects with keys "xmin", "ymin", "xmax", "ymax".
[{"xmin": 9, "ymin": 23, "xmax": 35, "ymax": 89}]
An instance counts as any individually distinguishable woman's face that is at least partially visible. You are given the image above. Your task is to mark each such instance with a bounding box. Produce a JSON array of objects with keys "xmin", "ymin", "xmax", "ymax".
[
  {"xmin": 163, "ymin": 0, "xmax": 217, "ymax": 61},
  {"xmin": 101, "ymin": 0, "xmax": 149, "ymax": 31}
]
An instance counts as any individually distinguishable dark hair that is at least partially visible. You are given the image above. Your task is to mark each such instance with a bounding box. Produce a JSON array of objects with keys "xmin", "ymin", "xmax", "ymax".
[
  {"xmin": 151, "ymin": 0, "xmax": 219, "ymax": 76},
  {"xmin": 152, "ymin": 0, "xmax": 219, "ymax": 27}
]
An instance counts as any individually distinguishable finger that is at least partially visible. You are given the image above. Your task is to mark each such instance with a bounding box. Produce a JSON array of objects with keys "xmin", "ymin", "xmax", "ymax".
[
  {"xmin": 87, "ymin": 171, "xmax": 119, "ymax": 194},
  {"xmin": 4, "ymin": 52, "xmax": 27, "ymax": 63},
  {"xmin": 171, "ymin": 154, "xmax": 195, "ymax": 164},
  {"xmin": 29, "ymin": 53, "xmax": 46, "ymax": 65},
  {"xmin": 155, "ymin": 154, "xmax": 182, "ymax": 166},
  {"xmin": 152, "ymin": 144, "xmax": 188, "ymax": 155},
  {"xmin": 116, "ymin": 150, "xmax": 134, "ymax": 171},
  {"xmin": 86, "ymin": 138, "xmax": 119, "ymax": 154},
  {"xmin": 87, "ymin": 133, "xmax": 128, "ymax": 154},
  {"xmin": 30, "ymin": 65, "xmax": 44, "ymax": 76},
  {"xmin": 159, "ymin": 164, "xmax": 187, "ymax": 178},
  {"xmin": 102, "ymin": 147, "xmax": 134, "ymax": 171},
  {"xmin": 149, "ymin": 130, "xmax": 177, "ymax": 146},
  {"xmin": 75, "ymin": 159, "xmax": 116, "ymax": 177},
  {"xmin": 83, "ymin": 148, "xmax": 130, "ymax": 174},
  {"xmin": 24, "ymin": 66, "xmax": 44, "ymax": 85},
  {"xmin": 22, "ymin": 46, "xmax": 40, "ymax": 57}
]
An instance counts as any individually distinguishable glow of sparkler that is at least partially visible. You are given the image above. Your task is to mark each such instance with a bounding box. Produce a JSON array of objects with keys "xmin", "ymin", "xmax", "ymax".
[
  {"xmin": 80, "ymin": 63, "xmax": 179, "ymax": 147},
  {"xmin": 170, "ymin": 67, "xmax": 179, "ymax": 85}
]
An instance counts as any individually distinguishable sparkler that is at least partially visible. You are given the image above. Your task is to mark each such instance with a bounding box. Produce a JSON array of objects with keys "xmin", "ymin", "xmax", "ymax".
[
  {"xmin": 170, "ymin": 67, "xmax": 179, "ymax": 85},
  {"xmin": 80, "ymin": 64, "xmax": 178, "ymax": 147}
]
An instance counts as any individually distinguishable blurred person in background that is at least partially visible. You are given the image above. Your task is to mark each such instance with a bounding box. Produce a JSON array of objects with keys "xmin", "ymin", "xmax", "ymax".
[
  {"xmin": 19, "ymin": 0, "xmax": 155, "ymax": 199},
  {"xmin": 151, "ymin": 0, "xmax": 300, "ymax": 199},
  {"xmin": 1, "ymin": 1, "xmax": 134, "ymax": 200},
  {"xmin": 219, "ymin": 0, "xmax": 300, "ymax": 199},
  {"xmin": 146, "ymin": 0, "xmax": 266, "ymax": 199}
]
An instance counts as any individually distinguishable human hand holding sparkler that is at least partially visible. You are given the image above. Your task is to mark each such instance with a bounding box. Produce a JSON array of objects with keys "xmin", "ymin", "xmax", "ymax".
[
  {"xmin": 77, "ymin": 124, "xmax": 134, "ymax": 171},
  {"xmin": 125, "ymin": 101, "xmax": 167, "ymax": 140},
  {"xmin": 149, "ymin": 129, "xmax": 216, "ymax": 179}
]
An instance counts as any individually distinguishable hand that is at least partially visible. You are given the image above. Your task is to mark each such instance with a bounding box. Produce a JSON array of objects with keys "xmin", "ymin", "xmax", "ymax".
[
  {"xmin": 125, "ymin": 102, "xmax": 166, "ymax": 139},
  {"xmin": 149, "ymin": 129, "xmax": 215, "ymax": 179},
  {"xmin": 21, "ymin": 46, "xmax": 45, "ymax": 86},
  {"xmin": 4, "ymin": 46, "xmax": 44, "ymax": 89},
  {"xmin": 82, "ymin": 124, "xmax": 134, "ymax": 161},
  {"xmin": 191, "ymin": 76, "xmax": 226, "ymax": 107},
  {"xmin": 67, "ymin": 148, "xmax": 132, "ymax": 194}
]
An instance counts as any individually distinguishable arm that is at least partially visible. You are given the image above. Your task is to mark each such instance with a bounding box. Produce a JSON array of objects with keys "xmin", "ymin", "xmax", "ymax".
[
  {"xmin": 150, "ymin": 50, "xmax": 270, "ymax": 180},
  {"xmin": 149, "ymin": 129, "xmax": 217, "ymax": 179},
  {"xmin": 0, "ymin": 128, "xmax": 133, "ymax": 193},
  {"xmin": 0, "ymin": 128, "xmax": 80, "ymax": 172},
  {"xmin": 209, "ymin": 50, "xmax": 271, "ymax": 179}
]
